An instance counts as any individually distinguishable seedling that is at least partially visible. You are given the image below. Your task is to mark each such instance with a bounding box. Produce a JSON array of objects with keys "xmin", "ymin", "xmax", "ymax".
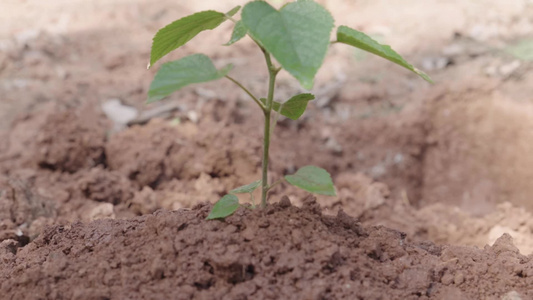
[{"xmin": 147, "ymin": 0, "xmax": 432, "ymax": 219}]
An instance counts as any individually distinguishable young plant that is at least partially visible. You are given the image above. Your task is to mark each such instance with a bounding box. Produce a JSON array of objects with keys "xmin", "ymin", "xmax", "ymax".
[{"xmin": 147, "ymin": 1, "xmax": 432, "ymax": 219}]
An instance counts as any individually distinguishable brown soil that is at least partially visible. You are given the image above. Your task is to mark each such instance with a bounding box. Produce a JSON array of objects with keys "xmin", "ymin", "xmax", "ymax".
[
  {"xmin": 2, "ymin": 0, "xmax": 533, "ymax": 298},
  {"xmin": 2, "ymin": 197, "xmax": 532, "ymax": 300}
]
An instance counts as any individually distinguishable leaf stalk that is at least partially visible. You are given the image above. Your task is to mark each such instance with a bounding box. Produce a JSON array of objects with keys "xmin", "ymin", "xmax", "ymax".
[{"xmin": 225, "ymin": 75, "xmax": 265, "ymax": 111}]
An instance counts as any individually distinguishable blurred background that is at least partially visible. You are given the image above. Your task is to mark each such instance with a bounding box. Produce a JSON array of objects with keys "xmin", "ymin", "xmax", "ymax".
[{"xmin": 1, "ymin": 0, "xmax": 533, "ymax": 253}]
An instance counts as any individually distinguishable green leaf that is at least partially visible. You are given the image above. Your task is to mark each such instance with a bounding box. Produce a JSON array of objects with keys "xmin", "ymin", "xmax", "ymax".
[
  {"xmin": 261, "ymin": 94, "xmax": 315, "ymax": 120},
  {"xmin": 206, "ymin": 194, "xmax": 240, "ymax": 220},
  {"xmin": 230, "ymin": 180, "xmax": 261, "ymax": 194},
  {"xmin": 225, "ymin": 6, "xmax": 241, "ymax": 18},
  {"xmin": 225, "ymin": 20, "xmax": 248, "ymax": 46},
  {"xmin": 336, "ymin": 26, "xmax": 433, "ymax": 83},
  {"xmin": 285, "ymin": 165, "xmax": 336, "ymax": 196},
  {"xmin": 150, "ymin": 8, "xmax": 235, "ymax": 67},
  {"xmin": 148, "ymin": 54, "xmax": 232, "ymax": 103},
  {"xmin": 277, "ymin": 93, "xmax": 315, "ymax": 120},
  {"xmin": 241, "ymin": 1, "xmax": 334, "ymax": 89}
]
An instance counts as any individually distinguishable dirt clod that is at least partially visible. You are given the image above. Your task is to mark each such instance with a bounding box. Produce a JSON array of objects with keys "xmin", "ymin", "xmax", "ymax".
[
  {"xmin": 77, "ymin": 167, "xmax": 134, "ymax": 205},
  {"xmin": 34, "ymin": 109, "xmax": 107, "ymax": 173}
]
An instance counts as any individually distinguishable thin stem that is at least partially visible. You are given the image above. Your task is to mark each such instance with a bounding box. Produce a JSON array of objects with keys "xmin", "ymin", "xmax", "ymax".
[
  {"xmin": 250, "ymin": 192, "xmax": 256, "ymax": 209},
  {"xmin": 270, "ymin": 110, "xmax": 280, "ymax": 137},
  {"xmin": 225, "ymin": 75, "xmax": 266, "ymax": 111},
  {"xmin": 270, "ymin": 103, "xmax": 283, "ymax": 137},
  {"xmin": 260, "ymin": 51, "xmax": 278, "ymax": 208},
  {"xmin": 261, "ymin": 110, "xmax": 272, "ymax": 208},
  {"xmin": 267, "ymin": 178, "xmax": 285, "ymax": 191}
]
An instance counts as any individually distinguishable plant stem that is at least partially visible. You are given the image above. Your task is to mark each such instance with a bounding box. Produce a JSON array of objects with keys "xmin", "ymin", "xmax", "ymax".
[
  {"xmin": 261, "ymin": 109, "xmax": 271, "ymax": 208},
  {"xmin": 260, "ymin": 51, "xmax": 278, "ymax": 208},
  {"xmin": 225, "ymin": 75, "xmax": 266, "ymax": 111}
]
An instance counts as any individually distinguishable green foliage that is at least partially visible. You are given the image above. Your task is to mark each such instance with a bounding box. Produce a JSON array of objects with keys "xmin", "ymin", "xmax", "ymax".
[
  {"xmin": 229, "ymin": 180, "xmax": 262, "ymax": 207},
  {"xmin": 241, "ymin": 1, "xmax": 334, "ymax": 89},
  {"xmin": 147, "ymin": 0, "xmax": 432, "ymax": 219},
  {"xmin": 149, "ymin": 7, "xmax": 239, "ymax": 67},
  {"xmin": 206, "ymin": 194, "xmax": 240, "ymax": 220},
  {"xmin": 285, "ymin": 166, "xmax": 336, "ymax": 196},
  {"xmin": 230, "ymin": 180, "xmax": 262, "ymax": 194},
  {"xmin": 225, "ymin": 6, "xmax": 242, "ymax": 17},
  {"xmin": 261, "ymin": 93, "xmax": 315, "ymax": 120},
  {"xmin": 336, "ymin": 26, "xmax": 433, "ymax": 83},
  {"xmin": 225, "ymin": 21, "xmax": 247, "ymax": 46},
  {"xmin": 148, "ymin": 54, "xmax": 232, "ymax": 103},
  {"xmin": 274, "ymin": 93, "xmax": 315, "ymax": 120}
]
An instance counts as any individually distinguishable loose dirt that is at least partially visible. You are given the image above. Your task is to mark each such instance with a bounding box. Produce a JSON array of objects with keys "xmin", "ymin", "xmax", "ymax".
[{"xmin": 2, "ymin": 198, "xmax": 532, "ymax": 300}]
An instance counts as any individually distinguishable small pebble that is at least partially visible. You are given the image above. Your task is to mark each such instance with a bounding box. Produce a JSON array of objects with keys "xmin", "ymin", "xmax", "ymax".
[
  {"xmin": 441, "ymin": 273, "xmax": 454, "ymax": 285},
  {"xmin": 454, "ymin": 272, "xmax": 464, "ymax": 285}
]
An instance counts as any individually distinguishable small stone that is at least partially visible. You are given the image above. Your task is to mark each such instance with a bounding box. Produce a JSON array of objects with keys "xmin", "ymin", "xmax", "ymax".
[
  {"xmin": 88, "ymin": 203, "xmax": 115, "ymax": 221},
  {"xmin": 441, "ymin": 273, "xmax": 454, "ymax": 285},
  {"xmin": 502, "ymin": 291, "xmax": 523, "ymax": 300},
  {"xmin": 421, "ymin": 56, "xmax": 450, "ymax": 71},
  {"xmin": 101, "ymin": 99, "xmax": 138, "ymax": 131},
  {"xmin": 325, "ymin": 137, "xmax": 343, "ymax": 154},
  {"xmin": 499, "ymin": 60, "xmax": 521, "ymax": 77},
  {"xmin": 187, "ymin": 111, "xmax": 199, "ymax": 123},
  {"xmin": 453, "ymin": 272, "xmax": 464, "ymax": 285}
]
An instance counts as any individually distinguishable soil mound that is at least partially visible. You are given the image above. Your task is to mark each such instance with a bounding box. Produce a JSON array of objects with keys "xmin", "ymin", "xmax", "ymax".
[
  {"xmin": 1, "ymin": 197, "xmax": 531, "ymax": 300},
  {"xmin": 34, "ymin": 108, "xmax": 107, "ymax": 173},
  {"xmin": 105, "ymin": 117, "xmax": 261, "ymax": 189}
]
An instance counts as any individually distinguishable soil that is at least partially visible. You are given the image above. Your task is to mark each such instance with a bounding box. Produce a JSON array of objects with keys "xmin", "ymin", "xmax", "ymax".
[
  {"xmin": 1, "ymin": 0, "xmax": 533, "ymax": 299},
  {"xmin": 2, "ymin": 198, "xmax": 532, "ymax": 300}
]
